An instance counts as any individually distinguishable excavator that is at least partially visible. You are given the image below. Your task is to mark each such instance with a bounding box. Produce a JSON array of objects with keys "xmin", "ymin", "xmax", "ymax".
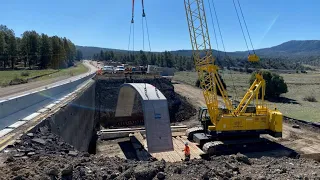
[{"xmin": 183, "ymin": 0, "xmax": 283, "ymax": 155}]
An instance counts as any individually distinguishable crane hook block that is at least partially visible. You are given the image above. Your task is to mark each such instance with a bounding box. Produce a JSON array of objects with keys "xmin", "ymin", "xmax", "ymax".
[{"xmin": 248, "ymin": 54, "xmax": 260, "ymax": 62}]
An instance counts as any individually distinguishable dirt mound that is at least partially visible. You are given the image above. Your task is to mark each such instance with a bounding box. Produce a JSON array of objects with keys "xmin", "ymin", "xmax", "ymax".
[
  {"xmin": 1, "ymin": 151, "xmax": 319, "ymax": 179},
  {"xmin": 95, "ymin": 78, "xmax": 196, "ymax": 128},
  {"xmin": 1, "ymin": 125, "xmax": 319, "ymax": 179}
]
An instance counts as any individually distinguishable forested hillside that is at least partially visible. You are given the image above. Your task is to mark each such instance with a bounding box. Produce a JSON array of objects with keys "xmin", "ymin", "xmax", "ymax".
[
  {"xmin": 0, "ymin": 25, "xmax": 83, "ymax": 70},
  {"xmin": 77, "ymin": 40, "xmax": 320, "ymax": 70}
]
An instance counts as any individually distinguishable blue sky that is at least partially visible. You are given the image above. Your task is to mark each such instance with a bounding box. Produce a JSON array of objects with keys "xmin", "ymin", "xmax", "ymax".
[{"xmin": 1, "ymin": 0, "xmax": 320, "ymax": 51}]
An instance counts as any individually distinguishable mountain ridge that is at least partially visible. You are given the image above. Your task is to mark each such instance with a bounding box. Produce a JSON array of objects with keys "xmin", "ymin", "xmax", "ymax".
[{"xmin": 77, "ymin": 40, "xmax": 320, "ymax": 58}]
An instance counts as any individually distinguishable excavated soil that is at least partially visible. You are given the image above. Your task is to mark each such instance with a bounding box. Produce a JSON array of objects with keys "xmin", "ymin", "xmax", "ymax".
[
  {"xmin": 95, "ymin": 78, "xmax": 196, "ymax": 128},
  {"xmin": 0, "ymin": 125, "xmax": 319, "ymax": 180}
]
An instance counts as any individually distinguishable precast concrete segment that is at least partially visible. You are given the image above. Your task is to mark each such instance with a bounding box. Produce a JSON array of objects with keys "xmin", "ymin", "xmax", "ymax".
[{"xmin": 115, "ymin": 83, "xmax": 173, "ymax": 153}]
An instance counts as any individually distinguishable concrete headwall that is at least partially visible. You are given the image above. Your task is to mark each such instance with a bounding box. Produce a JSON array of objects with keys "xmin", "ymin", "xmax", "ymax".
[{"xmin": 45, "ymin": 81, "xmax": 96, "ymax": 151}]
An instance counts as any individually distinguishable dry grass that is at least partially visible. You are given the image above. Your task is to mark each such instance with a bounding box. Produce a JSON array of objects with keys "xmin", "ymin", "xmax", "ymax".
[
  {"xmin": 0, "ymin": 63, "xmax": 88, "ymax": 87},
  {"xmin": 174, "ymin": 70, "xmax": 320, "ymax": 122}
]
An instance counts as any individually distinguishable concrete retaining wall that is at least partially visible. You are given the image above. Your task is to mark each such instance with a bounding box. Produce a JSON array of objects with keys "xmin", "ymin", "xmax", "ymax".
[
  {"xmin": 0, "ymin": 73, "xmax": 94, "ymax": 129},
  {"xmin": 44, "ymin": 81, "xmax": 96, "ymax": 151}
]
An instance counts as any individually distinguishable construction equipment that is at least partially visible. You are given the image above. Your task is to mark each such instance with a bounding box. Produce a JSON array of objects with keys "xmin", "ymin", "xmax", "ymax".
[{"xmin": 183, "ymin": 0, "xmax": 282, "ymax": 155}]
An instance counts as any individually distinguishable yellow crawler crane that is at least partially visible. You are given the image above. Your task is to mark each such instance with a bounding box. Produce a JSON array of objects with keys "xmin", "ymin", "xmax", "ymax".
[{"xmin": 184, "ymin": 0, "xmax": 282, "ymax": 155}]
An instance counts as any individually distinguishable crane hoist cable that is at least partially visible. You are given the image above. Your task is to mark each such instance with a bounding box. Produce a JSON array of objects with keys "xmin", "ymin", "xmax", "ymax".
[
  {"xmin": 128, "ymin": 0, "xmax": 135, "ymax": 59},
  {"xmin": 237, "ymin": 0, "xmax": 256, "ymax": 54},
  {"xmin": 232, "ymin": 0, "xmax": 250, "ymax": 54},
  {"xmin": 209, "ymin": 0, "xmax": 239, "ymax": 101},
  {"xmin": 141, "ymin": 0, "xmax": 152, "ymax": 52},
  {"xmin": 233, "ymin": 0, "xmax": 257, "ymax": 56}
]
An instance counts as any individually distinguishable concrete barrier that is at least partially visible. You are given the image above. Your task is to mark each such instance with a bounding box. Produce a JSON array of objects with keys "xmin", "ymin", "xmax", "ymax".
[{"xmin": 0, "ymin": 73, "xmax": 95, "ymax": 130}]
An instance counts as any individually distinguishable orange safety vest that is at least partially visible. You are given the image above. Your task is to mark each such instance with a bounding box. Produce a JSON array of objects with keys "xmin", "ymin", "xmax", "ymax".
[{"xmin": 184, "ymin": 146, "xmax": 190, "ymax": 155}]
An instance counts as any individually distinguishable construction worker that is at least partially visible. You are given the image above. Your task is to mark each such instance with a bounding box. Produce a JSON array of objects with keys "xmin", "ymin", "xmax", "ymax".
[{"xmin": 182, "ymin": 141, "xmax": 190, "ymax": 161}]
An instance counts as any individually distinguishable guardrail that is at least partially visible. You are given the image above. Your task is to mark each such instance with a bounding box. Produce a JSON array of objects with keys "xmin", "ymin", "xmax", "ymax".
[{"xmin": 0, "ymin": 72, "xmax": 95, "ymax": 130}]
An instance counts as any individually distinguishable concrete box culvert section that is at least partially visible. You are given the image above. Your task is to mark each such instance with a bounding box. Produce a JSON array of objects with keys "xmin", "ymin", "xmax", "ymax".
[
  {"xmin": 0, "ymin": 73, "xmax": 95, "ymax": 130},
  {"xmin": 115, "ymin": 83, "xmax": 174, "ymax": 153}
]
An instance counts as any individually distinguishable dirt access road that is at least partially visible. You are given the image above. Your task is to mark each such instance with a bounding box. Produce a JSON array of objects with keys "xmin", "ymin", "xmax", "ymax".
[
  {"xmin": 0, "ymin": 60, "xmax": 98, "ymax": 100},
  {"xmin": 173, "ymin": 81, "xmax": 320, "ymax": 158}
]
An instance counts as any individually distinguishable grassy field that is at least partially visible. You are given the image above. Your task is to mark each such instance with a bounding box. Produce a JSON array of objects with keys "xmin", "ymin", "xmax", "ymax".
[
  {"xmin": 0, "ymin": 63, "xmax": 88, "ymax": 87},
  {"xmin": 174, "ymin": 70, "xmax": 320, "ymax": 122}
]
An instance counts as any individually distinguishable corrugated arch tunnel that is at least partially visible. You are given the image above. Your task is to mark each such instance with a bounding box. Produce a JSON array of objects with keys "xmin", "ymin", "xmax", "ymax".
[{"xmin": 115, "ymin": 83, "xmax": 173, "ymax": 153}]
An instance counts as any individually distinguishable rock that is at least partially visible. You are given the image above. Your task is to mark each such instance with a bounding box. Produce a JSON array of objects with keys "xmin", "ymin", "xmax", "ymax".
[
  {"xmin": 223, "ymin": 171, "xmax": 233, "ymax": 178},
  {"xmin": 13, "ymin": 153, "xmax": 24, "ymax": 157},
  {"xmin": 118, "ymin": 167, "xmax": 134, "ymax": 179},
  {"xmin": 225, "ymin": 162, "xmax": 239, "ymax": 171},
  {"xmin": 68, "ymin": 151, "xmax": 78, "ymax": 157},
  {"xmin": 280, "ymin": 168, "xmax": 287, "ymax": 174},
  {"xmin": 110, "ymin": 173, "xmax": 119, "ymax": 179},
  {"xmin": 6, "ymin": 156, "xmax": 14, "ymax": 162},
  {"xmin": 157, "ymin": 172, "xmax": 166, "ymax": 180},
  {"xmin": 27, "ymin": 133, "xmax": 34, "ymax": 137},
  {"xmin": 173, "ymin": 166, "xmax": 182, "ymax": 174},
  {"xmin": 31, "ymin": 138, "xmax": 46, "ymax": 145},
  {"xmin": 236, "ymin": 153, "xmax": 251, "ymax": 165},
  {"xmin": 292, "ymin": 124, "xmax": 300, "ymax": 129},
  {"xmin": 79, "ymin": 168, "xmax": 86, "ymax": 176},
  {"xmin": 11, "ymin": 166, "xmax": 21, "ymax": 171},
  {"xmin": 47, "ymin": 167, "xmax": 59, "ymax": 176},
  {"xmin": 134, "ymin": 165, "xmax": 157, "ymax": 180},
  {"xmin": 117, "ymin": 166, "xmax": 123, "ymax": 172},
  {"xmin": 102, "ymin": 175, "xmax": 108, "ymax": 180},
  {"xmin": 27, "ymin": 152, "xmax": 36, "ymax": 156},
  {"xmin": 201, "ymin": 171, "xmax": 209, "ymax": 180},
  {"xmin": 258, "ymin": 175, "xmax": 266, "ymax": 180},
  {"xmin": 61, "ymin": 164, "xmax": 73, "ymax": 176},
  {"xmin": 83, "ymin": 152, "xmax": 90, "ymax": 157},
  {"xmin": 245, "ymin": 176, "xmax": 252, "ymax": 180},
  {"xmin": 13, "ymin": 176, "xmax": 24, "ymax": 180}
]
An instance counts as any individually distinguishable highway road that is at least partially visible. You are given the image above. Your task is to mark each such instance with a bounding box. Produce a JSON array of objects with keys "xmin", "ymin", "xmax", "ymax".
[
  {"xmin": 0, "ymin": 60, "xmax": 98, "ymax": 101},
  {"xmin": 0, "ymin": 60, "xmax": 98, "ymax": 130}
]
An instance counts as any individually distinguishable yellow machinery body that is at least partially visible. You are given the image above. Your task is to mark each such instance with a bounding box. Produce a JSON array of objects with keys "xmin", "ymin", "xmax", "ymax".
[
  {"xmin": 208, "ymin": 109, "xmax": 282, "ymax": 136},
  {"xmin": 184, "ymin": 0, "xmax": 282, "ymax": 141}
]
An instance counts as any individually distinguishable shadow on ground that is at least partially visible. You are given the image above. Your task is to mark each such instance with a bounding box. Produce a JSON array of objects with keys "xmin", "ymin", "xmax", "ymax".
[{"xmin": 267, "ymin": 96, "xmax": 300, "ymax": 104}]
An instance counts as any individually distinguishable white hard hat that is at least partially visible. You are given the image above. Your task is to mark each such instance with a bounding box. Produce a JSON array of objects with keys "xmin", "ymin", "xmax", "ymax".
[{"xmin": 185, "ymin": 142, "xmax": 188, "ymax": 145}]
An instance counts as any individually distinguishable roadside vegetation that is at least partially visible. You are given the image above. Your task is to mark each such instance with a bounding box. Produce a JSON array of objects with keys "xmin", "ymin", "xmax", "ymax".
[
  {"xmin": 0, "ymin": 24, "xmax": 83, "ymax": 70},
  {"xmin": 174, "ymin": 70, "xmax": 320, "ymax": 122},
  {"xmin": 0, "ymin": 63, "xmax": 88, "ymax": 87}
]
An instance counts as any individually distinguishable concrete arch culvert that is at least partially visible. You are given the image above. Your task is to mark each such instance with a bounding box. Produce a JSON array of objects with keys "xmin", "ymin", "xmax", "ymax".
[{"xmin": 115, "ymin": 83, "xmax": 174, "ymax": 153}]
